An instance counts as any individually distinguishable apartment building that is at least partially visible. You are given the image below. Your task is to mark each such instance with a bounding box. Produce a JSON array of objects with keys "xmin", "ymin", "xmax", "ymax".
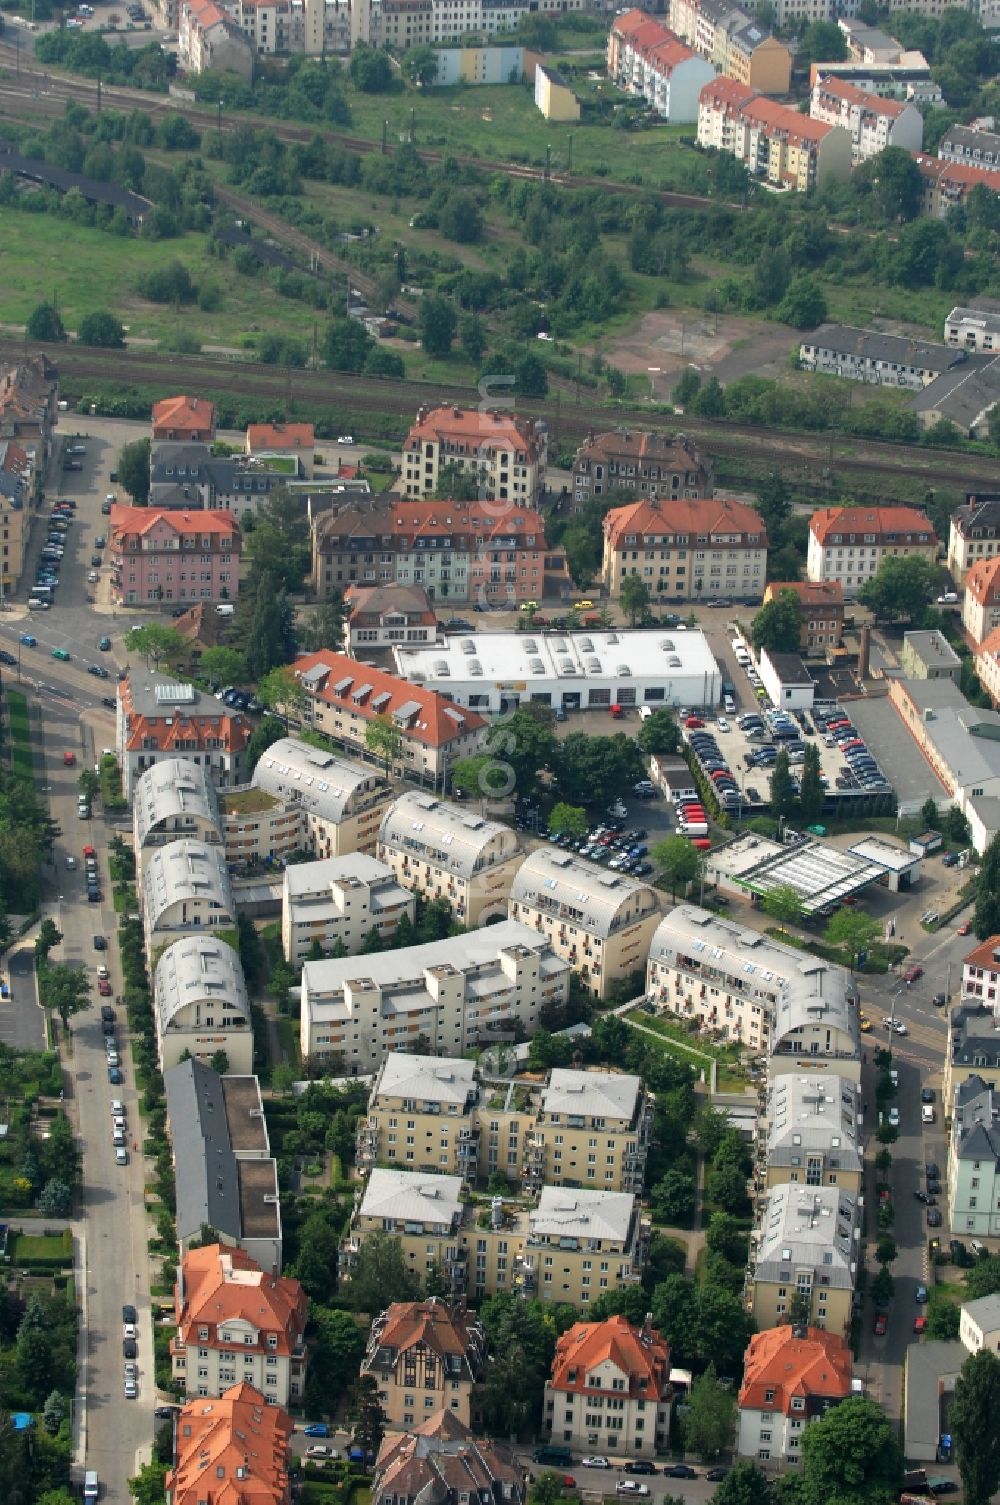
[
  {"xmin": 915, "ymin": 154, "xmax": 1000, "ymax": 221},
  {"xmin": 178, "ymin": 0, "xmax": 254, "ymax": 78},
  {"xmin": 799, "ymin": 323, "xmax": 965, "ymax": 393},
  {"xmin": 749, "ymin": 1184, "xmax": 860, "ymax": 1335},
  {"xmin": 601, "ymin": 495, "xmax": 768, "ymax": 603},
  {"xmin": 763, "ymin": 1074, "xmax": 862, "ymax": 1196},
  {"xmin": 647, "ymin": 905, "xmax": 859, "ymax": 1069},
  {"xmin": 152, "ymin": 395, "xmax": 216, "ymax": 444},
  {"xmin": 975, "ymin": 625, "xmax": 1000, "ymax": 708},
  {"xmin": 293, "ymin": 650, "xmax": 487, "ymax": 788},
  {"xmin": 362, "ymin": 1298, "xmax": 486, "ymax": 1429},
  {"xmin": 133, "ymin": 758, "xmax": 222, "ymax": 872},
  {"xmin": 737, "ymin": 1326, "xmax": 853, "ymax": 1463},
  {"xmin": 356, "ymin": 1052, "xmax": 483, "ymax": 1178},
  {"xmin": 0, "ymin": 440, "xmax": 31, "ymax": 596},
  {"xmin": 300, "ymin": 920, "xmax": 571, "ymax": 1073},
  {"xmin": 939, "ymin": 125, "xmax": 1000, "ymax": 175},
  {"xmin": 535, "ymin": 65, "xmax": 581, "ymax": 122},
  {"xmin": 344, "ymin": 583, "xmax": 437, "ymax": 654},
  {"xmin": 153, "ymin": 934, "xmax": 252, "ymax": 1074},
  {"xmin": 164, "ymin": 1060, "xmax": 282, "ymax": 1270},
  {"xmin": 171, "ymin": 1244, "xmax": 307, "ymax": 1407},
  {"xmin": 341, "ymin": 1171, "xmax": 646, "ymax": 1308},
  {"xmin": 944, "ymin": 1003, "xmax": 1000, "ymax": 1113},
  {"xmin": 607, "ymin": 11, "xmax": 715, "ymax": 123},
  {"xmin": 378, "ymin": 791, "xmax": 522, "ymax": 927},
  {"xmin": 371, "ymin": 0, "xmax": 533, "ymax": 47},
  {"xmin": 0, "ymin": 353, "xmax": 58, "ymax": 482},
  {"xmin": 697, "ymin": 79, "xmax": 852, "ymax": 189},
  {"xmin": 233, "ymin": 737, "xmax": 393, "ymax": 862},
  {"xmin": 761, "ymin": 581, "xmax": 844, "ymax": 655},
  {"xmin": 948, "ymin": 495, "xmax": 1000, "ymax": 581},
  {"xmin": 544, "ymin": 1314, "xmax": 672, "ymax": 1460},
  {"xmin": 280, "ymin": 853, "xmax": 414, "ymax": 963},
  {"xmin": 571, "ymin": 428, "xmax": 713, "ymax": 506},
  {"xmin": 245, "ymin": 422, "xmax": 315, "ymax": 477},
  {"xmin": 150, "ymin": 442, "xmax": 306, "ymax": 520},
  {"xmin": 806, "ymin": 504, "xmax": 937, "ymax": 595},
  {"xmin": 949, "ymin": 1073, "xmax": 1000, "ymax": 1237},
  {"xmin": 108, "ymin": 505, "xmax": 241, "ymax": 606},
  {"xmin": 670, "ymin": 0, "xmax": 791, "ymax": 92},
  {"xmin": 966, "ymin": 560, "xmax": 1000, "ymax": 651},
  {"xmin": 961, "ymin": 936, "xmax": 1000, "ymax": 1009},
  {"xmin": 509, "ymin": 848, "xmax": 660, "ymax": 1002},
  {"xmin": 117, "ymin": 675, "xmax": 251, "ymax": 800},
  {"xmin": 945, "ymin": 307, "xmax": 1000, "ymax": 356},
  {"xmin": 958, "ymin": 1294, "xmax": 1000, "ymax": 1357},
  {"xmin": 521, "ymin": 1068, "xmax": 652, "ymax": 1196},
  {"xmin": 810, "ymin": 74, "xmax": 922, "ymax": 161},
  {"xmin": 401, "ymin": 406, "xmax": 547, "ymax": 502},
  {"xmin": 373, "ymin": 1413, "xmax": 525, "ymax": 1505},
  {"xmin": 166, "ymin": 1383, "xmax": 292, "ymax": 1505},
  {"xmin": 141, "ymin": 838, "xmax": 236, "ymax": 956}
]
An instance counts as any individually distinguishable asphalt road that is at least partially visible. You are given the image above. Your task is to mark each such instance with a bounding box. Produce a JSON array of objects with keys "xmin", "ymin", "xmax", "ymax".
[{"xmin": 2, "ymin": 948, "xmax": 45, "ymax": 1051}]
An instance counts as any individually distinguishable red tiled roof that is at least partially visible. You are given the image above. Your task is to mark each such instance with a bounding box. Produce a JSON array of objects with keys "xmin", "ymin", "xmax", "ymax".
[
  {"xmin": 611, "ymin": 7, "xmax": 657, "ymax": 38},
  {"xmin": 915, "ymin": 153, "xmax": 1000, "ymax": 194},
  {"xmin": 739, "ymin": 1326, "xmax": 852, "ymax": 1416},
  {"xmin": 968, "ymin": 557, "xmax": 1000, "ymax": 606},
  {"xmin": 247, "ymin": 422, "xmax": 315, "ymax": 452},
  {"xmin": 152, "ymin": 394, "xmax": 216, "ymax": 435},
  {"xmin": 646, "ymin": 36, "xmax": 697, "ymax": 70},
  {"xmin": 700, "ymin": 76, "xmax": 757, "ymax": 111},
  {"xmin": 603, "ymin": 496, "xmax": 767, "ymax": 548},
  {"xmin": 810, "ymin": 504, "xmax": 936, "ymax": 548},
  {"xmin": 814, "ymin": 74, "xmax": 907, "ymax": 116},
  {"xmin": 175, "ymin": 1245, "xmax": 307, "ymax": 1359},
  {"xmin": 293, "ymin": 650, "xmax": 487, "ymax": 749},
  {"xmin": 550, "ymin": 1316, "xmax": 671, "ymax": 1398},
  {"xmin": 344, "ymin": 583, "xmax": 437, "ymax": 626},
  {"xmin": 765, "ymin": 580, "xmax": 844, "ymax": 608},
  {"xmin": 367, "ymin": 1299, "xmax": 484, "ymax": 1373},
  {"xmin": 167, "ymin": 1382, "xmax": 292, "ymax": 1505},
  {"xmin": 963, "ymin": 934, "xmax": 1000, "ymax": 974},
  {"xmin": 404, "ymin": 406, "xmax": 544, "ymax": 462},
  {"xmin": 629, "ymin": 17, "xmax": 672, "ymax": 51},
  {"xmin": 120, "ymin": 677, "xmax": 251, "ymax": 757},
  {"xmin": 742, "ymin": 96, "xmax": 835, "ymax": 144},
  {"xmin": 109, "ymin": 504, "xmax": 240, "ymax": 545}
]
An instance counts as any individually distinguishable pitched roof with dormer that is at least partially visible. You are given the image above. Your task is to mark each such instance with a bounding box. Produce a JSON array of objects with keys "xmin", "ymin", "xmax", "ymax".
[
  {"xmin": 109, "ymin": 504, "xmax": 240, "ymax": 548},
  {"xmin": 175, "ymin": 1244, "xmax": 306, "ymax": 1357},
  {"xmin": 293, "ymin": 650, "xmax": 486, "ymax": 749},
  {"xmin": 374, "ymin": 1411, "xmax": 525, "ymax": 1505},
  {"xmin": 403, "ymin": 406, "xmax": 545, "ymax": 463},
  {"xmin": 548, "ymin": 1315, "xmax": 671, "ymax": 1399},
  {"xmin": 739, "ymin": 1326, "xmax": 852, "ymax": 1416},
  {"xmin": 814, "ymin": 74, "xmax": 907, "ymax": 116},
  {"xmin": 246, "ymin": 421, "xmax": 315, "ymax": 453},
  {"xmin": 166, "ymin": 1382, "xmax": 292, "ymax": 1505},
  {"xmin": 603, "ymin": 496, "xmax": 767, "ymax": 549},
  {"xmin": 809, "ymin": 504, "xmax": 936, "ymax": 549},
  {"xmin": 968, "ymin": 556, "xmax": 1000, "ymax": 608},
  {"xmin": 365, "ymin": 1298, "xmax": 485, "ymax": 1380}
]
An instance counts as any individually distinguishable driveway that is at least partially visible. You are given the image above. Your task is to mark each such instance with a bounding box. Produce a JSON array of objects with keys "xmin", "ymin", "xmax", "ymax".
[{"xmin": 1, "ymin": 946, "xmax": 45, "ymax": 1050}]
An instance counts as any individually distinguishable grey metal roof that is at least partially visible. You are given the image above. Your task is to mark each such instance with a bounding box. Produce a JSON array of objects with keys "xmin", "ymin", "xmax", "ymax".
[
  {"xmin": 511, "ymin": 848, "xmax": 657, "ymax": 941},
  {"xmin": 133, "ymin": 757, "xmax": 221, "ymax": 850},
  {"xmin": 142, "ymin": 839, "xmax": 234, "ymax": 936},
  {"xmin": 947, "ymin": 303, "xmax": 1000, "ymax": 334},
  {"xmin": 154, "ymin": 934, "xmax": 250, "ymax": 1035},
  {"xmin": 0, "ymin": 141, "xmax": 149, "ymax": 218},
  {"xmin": 804, "ymin": 323, "xmax": 964, "ymax": 375},
  {"xmin": 163, "ymin": 1059, "xmax": 241, "ymax": 1242},
  {"xmin": 253, "ymin": 736, "xmax": 388, "ymax": 825},
  {"xmin": 903, "ymin": 630, "xmax": 961, "ymax": 671},
  {"xmin": 530, "ymin": 1186, "xmax": 636, "ymax": 1245},
  {"xmin": 960, "ymin": 1293, "xmax": 1000, "ymax": 1333},
  {"xmin": 766, "ymin": 1074, "xmax": 861, "ymax": 1170},
  {"xmin": 378, "ymin": 791, "xmax": 517, "ymax": 881},
  {"xmin": 941, "ymin": 127, "xmax": 1000, "ymax": 159},
  {"xmin": 903, "ymin": 1341, "xmax": 966, "ymax": 1461},
  {"xmin": 360, "ymin": 1168, "xmax": 463, "ymax": 1228},
  {"xmin": 754, "ymin": 1184, "xmax": 858, "ymax": 1289},
  {"xmin": 373, "ymin": 1053, "xmax": 477, "ymax": 1108},
  {"xmin": 912, "ymin": 353, "xmax": 1000, "ymax": 435},
  {"xmin": 541, "ymin": 1068, "xmax": 642, "ymax": 1125}
]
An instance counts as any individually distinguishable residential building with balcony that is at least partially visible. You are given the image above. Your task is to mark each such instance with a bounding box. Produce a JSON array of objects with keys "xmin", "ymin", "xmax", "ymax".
[
  {"xmin": 697, "ymin": 78, "xmax": 850, "ymax": 187},
  {"xmin": 514, "ymin": 1187, "xmax": 647, "ymax": 1309},
  {"xmin": 607, "ymin": 12, "xmax": 715, "ymax": 123},
  {"xmin": 401, "ymin": 406, "xmax": 546, "ymax": 502},
  {"xmin": 646, "ymin": 905, "xmax": 859, "ymax": 1072},
  {"xmin": 571, "ymin": 427, "xmax": 713, "ymax": 507},
  {"xmin": 965, "ymin": 560, "xmax": 1000, "ymax": 652},
  {"xmin": 762, "ymin": 1074, "xmax": 862, "ymax": 1196},
  {"xmin": 344, "ymin": 583, "xmax": 438, "ymax": 654},
  {"xmin": 945, "ymin": 1004, "xmax": 1000, "ymax": 1127},
  {"xmin": 748, "ymin": 1184, "xmax": 860, "ymax": 1334},
  {"xmin": 362, "ymin": 1298, "xmax": 486, "ymax": 1429},
  {"xmin": 281, "ymin": 853, "xmax": 414, "ymax": 963},
  {"xmin": 0, "ymin": 355, "xmax": 58, "ymax": 489},
  {"xmin": 670, "ymin": 0, "xmax": 791, "ymax": 92},
  {"xmin": 602, "ymin": 495, "xmax": 768, "ymax": 603},
  {"xmin": 152, "ymin": 395, "xmax": 216, "ymax": 444},
  {"xmin": 806, "ymin": 503, "xmax": 937, "ymax": 595},
  {"xmin": 761, "ymin": 581, "xmax": 844, "ymax": 655},
  {"xmin": 341, "ymin": 1169, "xmax": 468, "ymax": 1297},
  {"xmin": 300, "ymin": 920, "xmax": 571, "ymax": 1073},
  {"xmin": 378, "ymin": 791, "xmax": 522, "ymax": 927},
  {"xmin": 141, "ymin": 838, "xmax": 236, "ymax": 958},
  {"xmin": 737, "ymin": 1325, "xmax": 853, "ymax": 1463},
  {"xmin": 108, "ymin": 505, "xmax": 241, "ymax": 606},
  {"xmin": 166, "ymin": 1383, "xmax": 292, "ymax": 1505},
  {"xmin": 171, "ymin": 1244, "xmax": 306, "ymax": 1407},
  {"xmin": 356, "ymin": 1053, "xmax": 484, "ymax": 1179},
  {"xmin": 948, "ymin": 494, "xmax": 1000, "ymax": 582},
  {"xmin": 543, "ymin": 1314, "xmax": 672, "ymax": 1459},
  {"xmin": 153, "ymin": 933, "xmax": 252, "ymax": 1074},
  {"xmin": 810, "ymin": 74, "xmax": 922, "ymax": 160},
  {"xmin": 164, "ymin": 1060, "xmax": 282, "ymax": 1270},
  {"xmin": 118, "ymin": 675, "xmax": 251, "ymax": 801},
  {"xmin": 0, "ymin": 440, "xmax": 32, "ymax": 597},
  {"xmin": 948, "ymin": 1073, "xmax": 1000, "ymax": 1237},
  {"xmin": 245, "ymin": 421, "xmax": 315, "ymax": 478},
  {"xmin": 235, "ymin": 737, "xmax": 394, "ymax": 862},
  {"xmin": 372, "ymin": 1411, "xmax": 525, "ymax": 1505},
  {"xmin": 293, "ymin": 651, "xmax": 487, "ymax": 788},
  {"xmin": 133, "ymin": 757, "xmax": 222, "ymax": 873},
  {"xmin": 945, "ymin": 306, "xmax": 1000, "ymax": 355},
  {"xmin": 521, "ymin": 1069, "xmax": 652, "ymax": 1196},
  {"xmin": 939, "ymin": 125, "xmax": 1000, "ymax": 175},
  {"xmin": 509, "ymin": 848, "xmax": 660, "ymax": 1002}
]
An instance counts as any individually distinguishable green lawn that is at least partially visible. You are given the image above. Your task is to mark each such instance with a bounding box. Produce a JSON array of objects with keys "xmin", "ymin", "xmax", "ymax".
[
  {"xmin": 5, "ymin": 689, "xmax": 34, "ymax": 782},
  {"xmin": 274, "ymin": 1015, "xmax": 301, "ymax": 1069},
  {"xmin": 10, "ymin": 1231, "xmax": 72, "ymax": 1263}
]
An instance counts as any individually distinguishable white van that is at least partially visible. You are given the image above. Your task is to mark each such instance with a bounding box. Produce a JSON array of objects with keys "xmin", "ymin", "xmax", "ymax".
[
  {"xmin": 84, "ymin": 1472, "xmax": 100, "ymax": 1502},
  {"xmin": 922, "ymin": 1105, "xmax": 935, "ymax": 1125},
  {"xmin": 27, "ymin": 597, "xmax": 50, "ymax": 611},
  {"xmin": 638, "ymin": 706, "xmax": 652, "ymax": 721},
  {"xmin": 215, "ymin": 603, "xmax": 235, "ymax": 617}
]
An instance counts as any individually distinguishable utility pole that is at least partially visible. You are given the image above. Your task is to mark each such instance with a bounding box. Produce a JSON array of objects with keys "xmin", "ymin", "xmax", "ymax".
[
  {"xmin": 567, "ymin": 134, "xmax": 573, "ymax": 172},
  {"xmin": 381, "ymin": 118, "xmax": 388, "ymax": 155},
  {"xmin": 96, "ymin": 75, "xmax": 102, "ymax": 114},
  {"xmin": 409, "ymin": 107, "xmax": 415, "ymax": 143}
]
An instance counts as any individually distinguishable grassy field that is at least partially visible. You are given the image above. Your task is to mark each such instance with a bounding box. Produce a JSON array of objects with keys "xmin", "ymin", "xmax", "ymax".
[
  {"xmin": 5, "ymin": 689, "xmax": 34, "ymax": 783},
  {"xmin": 625, "ymin": 1008, "xmax": 746, "ymax": 1092},
  {"xmin": 10, "ymin": 1231, "xmax": 72, "ymax": 1262},
  {"xmin": 274, "ymin": 1015, "xmax": 301, "ymax": 1069}
]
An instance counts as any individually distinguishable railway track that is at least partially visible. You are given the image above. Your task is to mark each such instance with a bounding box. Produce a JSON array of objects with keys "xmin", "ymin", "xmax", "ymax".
[{"xmin": 9, "ymin": 337, "xmax": 998, "ymax": 490}]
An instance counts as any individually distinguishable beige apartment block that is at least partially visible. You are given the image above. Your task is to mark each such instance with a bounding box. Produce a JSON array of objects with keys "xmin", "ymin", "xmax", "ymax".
[
  {"xmin": 521, "ymin": 1069, "xmax": 652, "ymax": 1195},
  {"xmin": 949, "ymin": 495, "xmax": 1000, "ymax": 583},
  {"xmin": 762, "ymin": 1074, "xmax": 862, "ymax": 1196},
  {"xmin": 362, "ymin": 1298, "xmax": 486, "ymax": 1431},
  {"xmin": 153, "ymin": 934, "xmax": 253, "ymax": 1075},
  {"xmin": 141, "ymin": 839, "xmax": 236, "ymax": 958},
  {"xmin": 401, "ymin": 405, "xmax": 547, "ymax": 502},
  {"xmin": 378, "ymin": 791, "xmax": 523, "ymax": 927},
  {"xmin": 281, "ymin": 854, "xmax": 414, "ymax": 963},
  {"xmin": 133, "ymin": 757, "xmax": 223, "ymax": 873},
  {"xmin": 748, "ymin": 1184, "xmax": 859, "ymax": 1336},
  {"xmin": 509, "ymin": 849, "xmax": 661, "ymax": 1001},
  {"xmin": 239, "ymin": 737, "xmax": 394, "ymax": 861}
]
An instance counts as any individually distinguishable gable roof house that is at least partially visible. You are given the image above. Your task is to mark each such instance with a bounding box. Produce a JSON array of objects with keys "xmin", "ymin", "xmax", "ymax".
[{"xmin": 152, "ymin": 395, "xmax": 217, "ymax": 444}]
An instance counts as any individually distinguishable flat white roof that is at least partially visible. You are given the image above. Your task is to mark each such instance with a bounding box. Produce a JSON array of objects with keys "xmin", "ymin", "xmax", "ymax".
[
  {"xmin": 393, "ymin": 627, "xmax": 719, "ymax": 691},
  {"xmin": 847, "ymin": 836, "xmax": 920, "ymax": 873},
  {"xmin": 717, "ymin": 835, "xmax": 884, "ymax": 915},
  {"xmin": 373, "ymin": 1053, "xmax": 477, "ymax": 1107}
]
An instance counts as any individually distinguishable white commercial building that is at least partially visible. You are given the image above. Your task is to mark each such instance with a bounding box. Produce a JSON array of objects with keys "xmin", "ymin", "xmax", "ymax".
[
  {"xmin": 393, "ymin": 628, "xmax": 722, "ymax": 717},
  {"xmin": 945, "ymin": 306, "xmax": 1000, "ymax": 355},
  {"xmin": 959, "ymin": 1294, "xmax": 1000, "ymax": 1356},
  {"xmin": 646, "ymin": 905, "xmax": 859, "ymax": 1072},
  {"xmin": 153, "ymin": 934, "xmax": 253, "ymax": 1074},
  {"xmin": 510, "ymin": 848, "xmax": 661, "ymax": 1001},
  {"xmin": 133, "ymin": 758, "xmax": 222, "ymax": 871},
  {"xmin": 281, "ymin": 854, "xmax": 414, "ymax": 963},
  {"xmin": 300, "ymin": 920, "xmax": 571, "ymax": 1074},
  {"xmin": 141, "ymin": 838, "xmax": 236, "ymax": 956},
  {"xmin": 378, "ymin": 791, "xmax": 522, "ymax": 928},
  {"xmin": 758, "ymin": 649, "xmax": 814, "ymax": 711}
]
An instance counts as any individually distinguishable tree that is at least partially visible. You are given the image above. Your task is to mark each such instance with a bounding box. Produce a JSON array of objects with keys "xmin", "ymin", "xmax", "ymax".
[
  {"xmin": 778, "ymin": 275, "xmax": 828, "ymax": 331},
  {"xmin": 705, "ymin": 1159, "xmax": 749, "ymax": 1215},
  {"xmin": 297, "ymin": 594, "xmax": 346, "ymax": 654},
  {"xmin": 257, "ymin": 666, "xmax": 306, "ymax": 728},
  {"xmin": 245, "ymin": 715, "xmax": 286, "ymax": 776},
  {"xmin": 706, "ymin": 1211, "xmax": 748, "ymax": 1266},
  {"xmin": 244, "ymin": 491, "xmax": 310, "ymax": 593},
  {"xmin": 239, "ymin": 583, "xmax": 297, "ymax": 679},
  {"xmin": 858, "ymin": 145, "xmax": 923, "ymax": 222},
  {"xmin": 858, "ymin": 553, "xmax": 938, "ymax": 624},
  {"xmin": 651, "ymin": 1167, "xmax": 695, "ymax": 1224},
  {"xmin": 760, "ymin": 883, "xmax": 805, "ymax": 930},
  {"xmin": 128, "ymin": 1462, "xmax": 169, "ymax": 1505},
  {"xmin": 479, "ymin": 1294, "xmax": 564, "ymax": 1436},
  {"xmin": 637, "ymin": 708, "xmax": 679, "ymax": 756},
  {"xmin": 26, "ymin": 304, "xmax": 67, "ymax": 342},
  {"xmin": 751, "ymin": 589, "xmax": 803, "ymax": 654},
  {"xmin": 620, "ymin": 575, "xmax": 651, "ymax": 626},
  {"xmin": 419, "ymin": 293, "xmax": 457, "ymax": 356},
  {"xmin": 41, "ymin": 1390, "xmax": 65, "ymax": 1436},
  {"xmin": 684, "ymin": 1363, "xmax": 736, "ymax": 1459},
  {"xmin": 77, "ymin": 769, "xmax": 100, "ymax": 805},
  {"xmin": 350, "ymin": 44, "xmax": 394, "ymax": 91},
  {"xmin": 305, "ymin": 1306, "xmax": 366, "ymax": 1414},
  {"xmin": 769, "ymin": 748, "xmax": 796, "ymax": 821},
  {"xmin": 825, "ymin": 908, "xmax": 881, "ymax": 970},
  {"xmin": 926, "ymin": 1300, "xmax": 960, "ymax": 1340},
  {"xmin": 652, "ymin": 834, "xmax": 702, "ymax": 899},
  {"xmin": 38, "ymin": 1179, "xmax": 72, "ymax": 1217},
  {"xmin": 347, "ymin": 1230, "xmax": 419, "ymax": 1314},
  {"xmin": 796, "ymin": 1395, "xmax": 903, "ymax": 1505},
  {"xmin": 365, "ymin": 714, "xmax": 404, "ymax": 775},
  {"xmin": 975, "ymin": 832, "xmax": 1000, "ymax": 940},
  {"xmin": 966, "ymin": 1255, "xmax": 1000, "ymax": 1300},
  {"xmin": 34, "ymin": 918, "xmax": 63, "ymax": 963},
  {"xmin": 485, "ymin": 706, "xmax": 557, "ymax": 798},
  {"xmin": 125, "ymin": 623, "xmax": 185, "ymax": 670},
  {"xmin": 78, "ymin": 309, "xmax": 125, "ymax": 347},
  {"xmin": 401, "ymin": 42, "xmax": 438, "ymax": 85},
  {"xmin": 199, "ymin": 646, "xmax": 246, "ymax": 688},
  {"xmin": 798, "ymin": 19, "xmax": 848, "ymax": 64},
  {"xmin": 459, "ymin": 314, "xmax": 487, "ymax": 365},
  {"xmin": 952, "ymin": 1350, "xmax": 1000, "ymax": 1505},
  {"xmin": 548, "ymin": 802, "xmax": 588, "ymax": 838},
  {"xmin": 711, "ymin": 1461, "xmax": 775, "ymax": 1505},
  {"xmin": 39, "ymin": 963, "xmax": 91, "ymax": 1031},
  {"xmin": 323, "ymin": 317, "xmax": 373, "ymax": 374}
]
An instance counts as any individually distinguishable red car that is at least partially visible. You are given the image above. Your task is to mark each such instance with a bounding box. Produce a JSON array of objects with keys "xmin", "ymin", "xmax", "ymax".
[
  {"xmin": 685, "ymin": 717, "xmax": 705, "ymax": 729},
  {"xmin": 958, "ymin": 921, "xmax": 972, "ymax": 936},
  {"xmin": 903, "ymin": 964, "xmax": 924, "ymax": 984},
  {"xmin": 98, "ymin": 978, "xmax": 112, "ymax": 997},
  {"xmin": 690, "ymin": 837, "xmax": 711, "ymax": 850},
  {"xmin": 914, "ymin": 1316, "xmax": 927, "ymax": 1333},
  {"xmin": 874, "ymin": 1313, "xmax": 888, "ymax": 1336},
  {"xmin": 82, "ymin": 845, "xmax": 95, "ymax": 859}
]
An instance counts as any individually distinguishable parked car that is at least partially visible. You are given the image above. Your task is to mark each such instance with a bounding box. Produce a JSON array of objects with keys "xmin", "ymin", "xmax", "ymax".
[{"xmin": 874, "ymin": 1313, "xmax": 888, "ymax": 1336}]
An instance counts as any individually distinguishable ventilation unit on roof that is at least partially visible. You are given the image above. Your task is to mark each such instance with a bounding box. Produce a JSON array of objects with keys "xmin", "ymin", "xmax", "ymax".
[
  {"xmin": 586, "ymin": 657, "xmax": 601, "ymax": 672},
  {"xmin": 469, "ymin": 665, "xmax": 483, "ymax": 675},
  {"xmin": 617, "ymin": 665, "xmax": 632, "ymax": 676},
  {"xmin": 606, "ymin": 634, "xmax": 619, "ymax": 645},
  {"xmin": 438, "ymin": 665, "xmax": 451, "ymax": 676},
  {"xmin": 461, "ymin": 641, "xmax": 476, "ymax": 655},
  {"xmin": 528, "ymin": 658, "xmax": 544, "ymax": 673},
  {"xmin": 578, "ymin": 637, "xmax": 594, "ymax": 651},
  {"xmin": 661, "ymin": 639, "xmax": 675, "ymax": 651},
  {"xmin": 522, "ymin": 639, "xmax": 538, "ymax": 653},
  {"xmin": 551, "ymin": 639, "xmax": 567, "ymax": 652},
  {"xmin": 434, "ymin": 661, "xmax": 449, "ymax": 673}
]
